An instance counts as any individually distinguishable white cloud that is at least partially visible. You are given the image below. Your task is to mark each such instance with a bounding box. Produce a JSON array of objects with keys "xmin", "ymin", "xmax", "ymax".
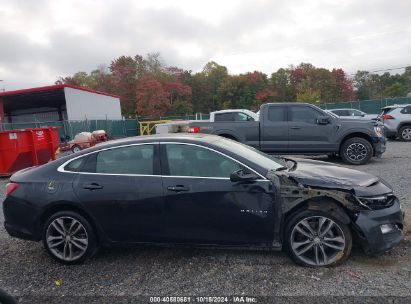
[{"xmin": 0, "ymin": 0, "xmax": 411, "ymax": 90}]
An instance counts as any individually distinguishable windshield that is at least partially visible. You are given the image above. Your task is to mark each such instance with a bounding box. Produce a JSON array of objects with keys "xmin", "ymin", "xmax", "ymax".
[
  {"xmin": 212, "ymin": 137, "xmax": 285, "ymax": 171},
  {"xmin": 326, "ymin": 111, "xmax": 339, "ymax": 118}
]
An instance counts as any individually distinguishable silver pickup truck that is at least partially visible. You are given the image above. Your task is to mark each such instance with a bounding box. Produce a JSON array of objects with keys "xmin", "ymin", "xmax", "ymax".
[{"xmin": 187, "ymin": 103, "xmax": 386, "ymax": 165}]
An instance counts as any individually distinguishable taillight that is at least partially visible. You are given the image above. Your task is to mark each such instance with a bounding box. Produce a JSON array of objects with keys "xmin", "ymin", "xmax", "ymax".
[
  {"xmin": 383, "ymin": 114, "xmax": 394, "ymax": 120},
  {"xmin": 188, "ymin": 126, "xmax": 199, "ymax": 133},
  {"xmin": 5, "ymin": 183, "xmax": 19, "ymax": 197}
]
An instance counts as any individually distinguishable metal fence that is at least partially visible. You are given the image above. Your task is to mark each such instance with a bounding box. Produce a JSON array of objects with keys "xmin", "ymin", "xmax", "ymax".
[
  {"xmin": 0, "ymin": 119, "xmax": 139, "ymax": 142},
  {"xmin": 319, "ymin": 97, "xmax": 411, "ymax": 114},
  {"xmin": 0, "ymin": 113, "xmax": 209, "ymax": 142}
]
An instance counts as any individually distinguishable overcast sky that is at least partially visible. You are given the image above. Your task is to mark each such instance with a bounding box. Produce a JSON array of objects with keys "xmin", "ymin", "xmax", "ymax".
[{"xmin": 1, "ymin": 0, "xmax": 411, "ymax": 91}]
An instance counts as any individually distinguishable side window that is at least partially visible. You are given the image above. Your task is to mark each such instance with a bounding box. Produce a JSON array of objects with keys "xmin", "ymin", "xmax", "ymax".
[
  {"xmin": 267, "ymin": 106, "xmax": 287, "ymax": 122},
  {"xmin": 333, "ymin": 110, "xmax": 349, "ymax": 116},
  {"xmin": 165, "ymin": 144, "xmax": 241, "ymax": 178},
  {"xmin": 215, "ymin": 113, "xmax": 234, "ymax": 121},
  {"xmin": 290, "ymin": 106, "xmax": 321, "ymax": 123},
  {"xmin": 401, "ymin": 106, "xmax": 411, "ymax": 114},
  {"xmin": 350, "ymin": 109, "xmax": 363, "ymax": 116},
  {"xmin": 234, "ymin": 112, "xmax": 254, "ymax": 121},
  {"xmin": 64, "ymin": 156, "xmax": 87, "ymax": 172},
  {"xmin": 82, "ymin": 145, "xmax": 155, "ymax": 175}
]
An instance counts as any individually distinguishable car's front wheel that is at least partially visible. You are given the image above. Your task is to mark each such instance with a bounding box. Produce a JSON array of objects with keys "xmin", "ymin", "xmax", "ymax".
[
  {"xmin": 399, "ymin": 126, "xmax": 411, "ymax": 141},
  {"xmin": 340, "ymin": 137, "xmax": 373, "ymax": 165},
  {"xmin": 285, "ymin": 209, "xmax": 352, "ymax": 267},
  {"xmin": 43, "ymin": 211, "xmax": 97, "ymax": 264}
]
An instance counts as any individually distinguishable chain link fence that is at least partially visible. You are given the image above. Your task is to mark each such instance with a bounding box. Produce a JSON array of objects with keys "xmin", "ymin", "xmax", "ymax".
[
  {"xmin": 0, "ymin": 113, "xmax": 209, "ymax": 141},
  {"xmin": 319, "ymin": 97, "xmax": 411, "ymax": 114}
]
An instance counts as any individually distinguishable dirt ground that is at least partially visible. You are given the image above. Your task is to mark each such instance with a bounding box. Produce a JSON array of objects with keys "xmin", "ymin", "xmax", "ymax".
[{"xmin": 1, "ymin": 140, "xmax": 411, "ymax": 303}]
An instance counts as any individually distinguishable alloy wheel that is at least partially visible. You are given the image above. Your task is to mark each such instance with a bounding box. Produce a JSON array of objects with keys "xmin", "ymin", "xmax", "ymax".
[
  {"xmin": 401, "ymin": 128, "xmax": 411, "ymax": 140},
  {"xmin": 346, "ymin": 143, "xmax": 367, "ymax": 161},
  {"xmin": 290, "ymin": 216, "xmax": 346, "ymax": 266},
  {"xmin": 46, "ymin": 216, "xmax": 89, "ymax": 262}
]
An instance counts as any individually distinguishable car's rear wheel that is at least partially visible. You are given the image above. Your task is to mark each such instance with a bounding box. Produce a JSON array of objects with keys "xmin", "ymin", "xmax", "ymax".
[
  {"xmin": 340, "ymin": 137, "xmax": 373, "ymax": 165},
  {"xmin": 43, "ymin": 211, "xmax": 97, "ymax": 264},
  {"xmin": 285, "ymin": 209, "xmax": 352, "ymax": 267},
  {"xmin": 399, "ymin": 126, "xmax": 411, "ymax": 141}
]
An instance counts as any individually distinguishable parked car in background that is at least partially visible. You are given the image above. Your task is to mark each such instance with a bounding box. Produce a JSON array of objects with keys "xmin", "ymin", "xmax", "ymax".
[
  {"xmin": 325, "ymin": 109, "xmax": 378, "ymax": 120},
  {"xmin": 210, "ymin": 109, "xmax": 259, "ymax": 122},
  {"xmin": 188, "ymin": 103, "xmax": 386, "ymax": 165},
  {"xmin": 3, "ymin": 134, "xmax": 404, "ymax": 267},
  {"xmin": 378, "ymin": 104, "xmax": 411, "ymax": 141}
]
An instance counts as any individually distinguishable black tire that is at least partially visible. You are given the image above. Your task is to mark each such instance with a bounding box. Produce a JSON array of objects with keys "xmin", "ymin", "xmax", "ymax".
[
  {"xmin": 42, "ymin": 211, "xmax": 97, "ymax": 265},
  {"xmin": 71, "ymin": 145, "xmax": 81, "ymax": 153},
  {"xmin": 340, "ymin": 137, "xmax": 373, "ymax": 165},
  {"xmin": 0, "ymin": 289, "xmax": 16, "ymax": 304},
  {"xmin": 398, "ymin": 126, "xmax": 411, "ymax": 141},
  {"xmin": 285, "ymin": 209, "xmax": 352, "ymax": 267}
]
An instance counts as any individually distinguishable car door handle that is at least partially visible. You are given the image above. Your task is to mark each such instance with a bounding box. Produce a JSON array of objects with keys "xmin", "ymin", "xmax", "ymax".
[
  {"xmin": 83, "ymin": 183, "xmax": 103, "ymax": 190},
  {"xmin": 290, "ymin": 126, "xmax": 301, "ymax": 129},
  {"xmin": 167, "ymin": 185, "xmax": 189, "ymax": 192}
]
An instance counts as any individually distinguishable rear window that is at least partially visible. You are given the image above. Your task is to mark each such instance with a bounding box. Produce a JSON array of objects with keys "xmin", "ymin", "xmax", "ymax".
[
  {"xmin": 215, "ymin": 113, "xmax": 234, "ymax": 121},
  {"xmin": 267, "ymin": 106, "xmax": 287, "ymax": 121}
]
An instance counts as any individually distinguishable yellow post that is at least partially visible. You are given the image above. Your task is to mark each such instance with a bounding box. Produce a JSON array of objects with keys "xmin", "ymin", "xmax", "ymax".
[{"xmin": 138, "ymin": 120, "xmax": 172, "ymax": 135}]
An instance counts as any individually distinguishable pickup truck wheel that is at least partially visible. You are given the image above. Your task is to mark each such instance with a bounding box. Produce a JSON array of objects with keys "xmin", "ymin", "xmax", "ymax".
[
  {"xmin": 399, "ymin": 126, "xmax": 411, "ymax": 141},
  {"xmin": 340, "ymin": 137, "xmax": 373, "ymax": 165}
]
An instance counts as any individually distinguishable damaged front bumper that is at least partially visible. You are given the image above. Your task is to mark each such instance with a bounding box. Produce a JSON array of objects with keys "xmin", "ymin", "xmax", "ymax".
[
  {"xmin": 371, "ymin": 135, "xmax": 386, "ymax": 157},
  {"xmin": 353, "ymin": 199, "xmax": 404, "ymax": 255}
]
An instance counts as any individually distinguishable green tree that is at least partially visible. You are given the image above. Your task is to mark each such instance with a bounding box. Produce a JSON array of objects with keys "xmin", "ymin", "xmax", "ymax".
[
  {"xmin": 269, "ymin": 68, "xmax": 295, "ymax": 102},
  {"xmin": 383, "ymin": 82, "xmax": 408, "ymax": 98}
]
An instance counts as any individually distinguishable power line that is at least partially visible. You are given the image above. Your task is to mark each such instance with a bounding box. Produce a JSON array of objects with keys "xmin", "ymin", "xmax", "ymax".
[{"xmin": 347, "ymin": 65, "xmax": 411, "ymax": 76}]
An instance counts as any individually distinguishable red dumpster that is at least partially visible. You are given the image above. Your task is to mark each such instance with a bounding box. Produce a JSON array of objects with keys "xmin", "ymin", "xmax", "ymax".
[{"xmin": 0, "ymin": 127, "xmax": 60, "ymax": 176}]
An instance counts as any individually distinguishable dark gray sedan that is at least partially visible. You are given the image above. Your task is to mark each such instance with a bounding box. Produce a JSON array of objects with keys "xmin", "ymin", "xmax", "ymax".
[{"xmin": 3, "ymin": 134, "xmax": 404, "ymax": 267}]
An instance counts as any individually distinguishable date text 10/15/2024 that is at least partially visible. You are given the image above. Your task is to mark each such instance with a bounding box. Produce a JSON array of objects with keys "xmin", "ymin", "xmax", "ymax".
[{"xmin": 150, "ymin": 296, "xmax": 258, "ymax": 303}]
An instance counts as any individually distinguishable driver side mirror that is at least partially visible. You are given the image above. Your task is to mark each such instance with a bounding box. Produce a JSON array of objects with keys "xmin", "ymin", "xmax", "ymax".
[
  {"xmin": 316, "ymin": 116, "xmax": 331, "ymax": 125},
  {"xmin": 230, "ymin": 169, "xmax": 258, "ymax": 182}
]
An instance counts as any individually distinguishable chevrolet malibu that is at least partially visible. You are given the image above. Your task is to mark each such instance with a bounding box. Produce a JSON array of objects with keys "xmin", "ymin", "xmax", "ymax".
[{"xmin": 2, "ymin": 134, "xmax": 404, "ymax": 267}]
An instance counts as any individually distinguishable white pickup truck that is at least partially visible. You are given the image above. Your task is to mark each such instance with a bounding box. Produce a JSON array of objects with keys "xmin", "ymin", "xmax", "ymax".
[
  {"xmin": 155, "ymin": 109, "xmax": 259, "ymax": 134},
  {"xmin": 209, "ymin": 109, "xmax": 259, "ymax": 122}
]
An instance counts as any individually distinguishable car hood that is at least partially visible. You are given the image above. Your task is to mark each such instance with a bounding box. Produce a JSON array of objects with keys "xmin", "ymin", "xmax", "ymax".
[
  {"xmin": 283, "ymin": 158, "xmax": 391, "ymax": 195},
  {"xmin": 286, "ymin": 158, "xmax": 378, "ymax": 187}
]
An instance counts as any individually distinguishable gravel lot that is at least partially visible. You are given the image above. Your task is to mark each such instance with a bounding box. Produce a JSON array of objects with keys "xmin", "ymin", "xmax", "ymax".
[{"xmin": 1, "ymin": 140, "xmax": 411, "ymax": 303}]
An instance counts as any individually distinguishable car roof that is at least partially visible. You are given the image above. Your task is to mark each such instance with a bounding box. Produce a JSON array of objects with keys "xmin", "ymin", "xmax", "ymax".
[
  {"xmin": 328, "ymin": 108, "xmax": 360, "ymax": 111},
  {"xmin": 75, "ymin": 133, "xmax": 223, "ymax": 152},
  {"xmin": 381, "ymin": 104, "xmax": 410, "ymax": 109},
  {"xmin": 212, "ymin": 109, "xmax": 249, "ymax": 113}
]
